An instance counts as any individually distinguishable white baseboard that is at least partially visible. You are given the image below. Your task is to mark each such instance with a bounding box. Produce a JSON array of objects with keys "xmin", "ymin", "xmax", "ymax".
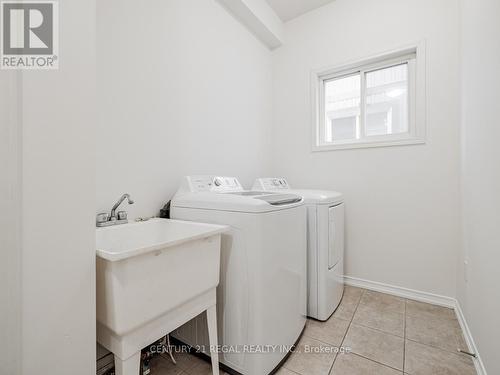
[
  {"xmin": 454, "ymin": 301, "xmax": 487, "ymax": 375},
  {"xmin": 344, "ymin": 275, "xmax": 487, "ymax": 375},
  {"xmin": 344, "ymin": 275, "xmax": 456, "ymax": 308}
]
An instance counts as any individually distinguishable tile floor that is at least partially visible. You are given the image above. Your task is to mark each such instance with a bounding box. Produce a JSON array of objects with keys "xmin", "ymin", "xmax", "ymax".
[{"xmin": 145, "ymin": 287, "xmax": 477, "ymax": 375}]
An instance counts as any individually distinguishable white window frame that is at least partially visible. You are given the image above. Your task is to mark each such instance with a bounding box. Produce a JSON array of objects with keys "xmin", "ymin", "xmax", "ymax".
[{"xmin": 311, "ymin": 42, "xmax": 426, "ymax": 151}]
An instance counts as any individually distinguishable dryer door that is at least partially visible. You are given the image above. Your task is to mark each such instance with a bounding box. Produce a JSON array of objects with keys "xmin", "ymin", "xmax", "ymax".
[{"xmin": 328, "ymin": 203, "xmax": 344, "ymax": 269}]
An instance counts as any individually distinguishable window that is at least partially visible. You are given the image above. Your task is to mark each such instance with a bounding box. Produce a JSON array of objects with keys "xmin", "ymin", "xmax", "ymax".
[{"xmin": 312, "ymin": 46, "xmax": 425, "ymax": 151}]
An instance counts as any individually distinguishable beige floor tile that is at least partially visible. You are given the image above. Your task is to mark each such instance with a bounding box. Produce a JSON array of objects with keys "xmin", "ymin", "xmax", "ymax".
[
  {"xmin": 304, "ymin": 317, "xmax": 350, "ymax": 346},
  {"xmin": 331, "ymin": 286, "xmax": 364, "ymax": 321},
  {"xmin": 275, "ymin": 367, "xmax": 300, "ymax": 375},
  {"xmin": 343, "ymin": 324, "xmax": 404, "ymax": 370},
  {"xmin": 344, "ymin": 286, "xmax": 365, "ymax": 302},
  {"xmin": 161, "ymin": 350, "xmax": 205, "ymax": 371},
  {"xmin": 406, "ymin": 314, "xmax": 464, "ymax": 353},
  {"xmin": 149, "ymin": 355, "xmax": 185, "ymax": 375},
  {"xmin": 330, "ymin": 353, "xmax": 402, "ymax": 375},
  {"xmin": 283, "ymin": 336, "xmax": 337, "ymax": 375},
  {"xmin": 184, "ymin": 359, "xmax": 229, "ymax": 375},
  {"xmin": 404, "ymin": 340, "xmax": 476, "ymax": 375},
  {"xmin": 331, "ymin": 299, "xmax": 357, "ymax": 321},
  {"xmin": 359, "ymin": 291, "xmax": 405, "ymax": 314},
  {"xmin": 406, "ymin": 300, "xmax": 456, "ymax": 320},
  {"xmin": 352, "ymin": 303, "xmax": 405, "ymax": 337}
]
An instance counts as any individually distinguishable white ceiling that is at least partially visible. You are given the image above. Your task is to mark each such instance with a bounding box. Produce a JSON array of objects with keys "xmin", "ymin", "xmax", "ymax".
[{"xmin": 265, "ymin": 0, "xmax": 336, "ymax": 22}]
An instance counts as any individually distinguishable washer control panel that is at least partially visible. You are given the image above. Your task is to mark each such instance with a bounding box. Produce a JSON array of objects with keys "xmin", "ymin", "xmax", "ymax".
[
  {"xmin": 186, "ymin": 176, "xmax": 244, "ymax": 192},
  {"xmin": 253, "ymin": 178, "xmax": 290, "ymax": 191}
]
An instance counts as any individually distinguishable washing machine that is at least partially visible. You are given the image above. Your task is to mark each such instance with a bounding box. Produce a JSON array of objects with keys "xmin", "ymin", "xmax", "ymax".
[
  {"xmin": 170, "ymin": 176, "xmax": 307, "ymax": 375},
  {"xmin": 253, "ymin": 178, "xmax": 344, "ymax": 321}
]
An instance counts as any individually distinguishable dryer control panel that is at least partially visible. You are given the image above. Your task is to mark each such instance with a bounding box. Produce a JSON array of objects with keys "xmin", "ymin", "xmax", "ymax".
[{"xmin": 253, "ymin": 178, "xmax": 290, "ymax": 191}]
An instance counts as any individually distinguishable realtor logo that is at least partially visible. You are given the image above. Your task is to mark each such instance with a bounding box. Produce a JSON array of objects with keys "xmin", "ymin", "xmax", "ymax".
[{"xmin": 1, "ymin": 1, "xmax": 58, "ymax": 69}]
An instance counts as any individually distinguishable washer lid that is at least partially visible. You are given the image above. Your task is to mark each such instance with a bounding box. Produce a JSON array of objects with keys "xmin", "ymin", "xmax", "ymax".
[
  {"xmin": 290, "ymin": 189, "xmax": 343, "ymax": 205},
  {"xmin": 171, "ymin": 192, "xmax": 303, "ymax": 213},
  {"xmin": 254, "ymin": 193, "xmax": 303, "ymax": 206},
  {"xmin": 172, "ymin": 176, "xmax": 303, "ymax": 212}
]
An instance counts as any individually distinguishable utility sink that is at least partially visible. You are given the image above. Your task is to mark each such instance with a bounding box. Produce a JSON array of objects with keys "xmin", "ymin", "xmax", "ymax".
[
  {"xmin": 96, "ymin": 218, "xmax": 227, "ymax": 375},
  {"xmin": 96, "ymin": 218, "xmax": 226, "ymax": 262}
]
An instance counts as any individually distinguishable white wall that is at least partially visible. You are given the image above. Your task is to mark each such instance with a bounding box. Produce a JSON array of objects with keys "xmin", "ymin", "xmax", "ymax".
[
  {"xmin": 272, "ymin": 0, "xmax": 462, "ymax": 297},
  {"xmin": 18, "ymin": 0, "xmax": 97, "ymax": 374},
  {"xmin": 0, "ymin": 72, "xmax": 22, "ymax": 375},
  {"xmin": 96, "ymin": 0, "xmax": 273, "ymax": 218},
  {"xmin": 459, "ymin": 0, "xmax": 500, "ymax": 372}
]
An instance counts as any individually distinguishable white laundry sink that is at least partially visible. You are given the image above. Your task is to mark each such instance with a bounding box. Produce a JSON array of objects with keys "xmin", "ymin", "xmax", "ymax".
[{"xmin": 96, "ymin": 218, "xmax": 227, "ymax": 375}]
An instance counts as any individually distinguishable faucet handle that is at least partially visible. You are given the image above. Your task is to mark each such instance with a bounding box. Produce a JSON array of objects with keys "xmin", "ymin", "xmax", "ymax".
[
  {"xmin": 117, "ymin": 211, "xmax": 128, "ymax": 221},
  {"xmin": 96, "ymin": 212, "xmax": 109, "ymax": 225}
]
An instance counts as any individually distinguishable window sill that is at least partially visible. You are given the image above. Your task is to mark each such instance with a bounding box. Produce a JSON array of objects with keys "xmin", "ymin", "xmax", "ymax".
[{"xmin": 312, "ymin": 137, "xmax": 426, "ymax": 152}]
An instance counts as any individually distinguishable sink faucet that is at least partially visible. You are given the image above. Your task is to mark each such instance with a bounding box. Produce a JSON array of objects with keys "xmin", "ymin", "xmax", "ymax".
[
  {"xmin": 110, "ymin": 193, "xmax": 134, "ymax": 220},
  {"xmin": 96, "ymin": 193, "xmax": 134, "ymax": 227}
]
